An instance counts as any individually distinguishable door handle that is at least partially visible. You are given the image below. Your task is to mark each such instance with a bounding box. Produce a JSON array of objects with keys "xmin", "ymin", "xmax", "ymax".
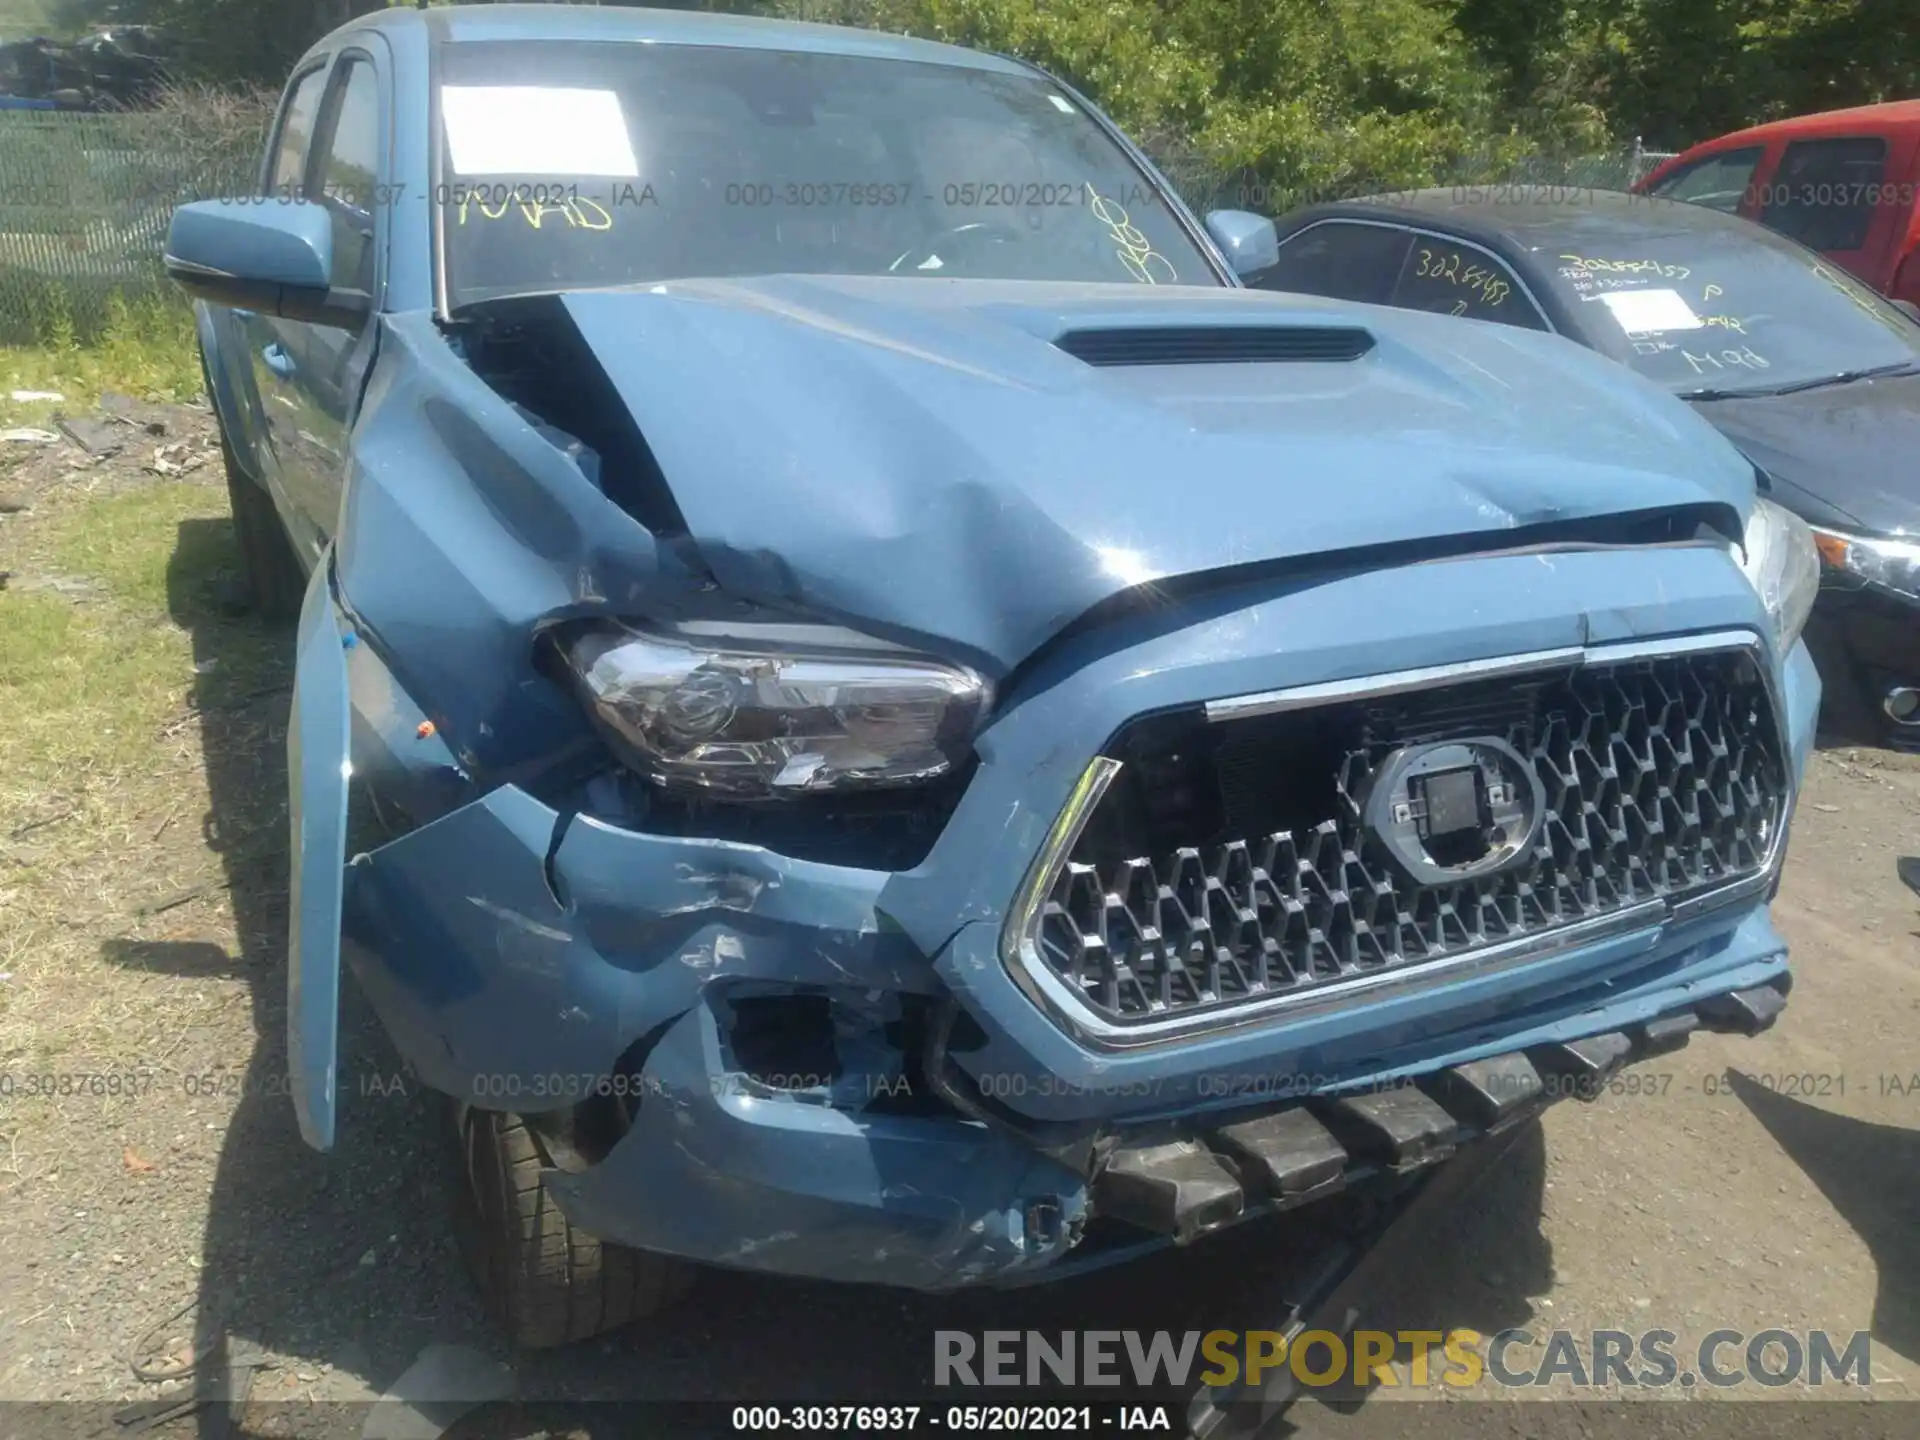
[
  {"xmin": 231, "ymin": 308, "xmax": 256, "ymax": 321},
  {"xmin": 262, "ymin": 342, "xmax": 296, "ymax": 380}
]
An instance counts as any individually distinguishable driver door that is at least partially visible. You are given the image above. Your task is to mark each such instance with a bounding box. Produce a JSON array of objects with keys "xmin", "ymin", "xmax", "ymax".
[
  {"xmin": 239, "ymin": 62, "xmax": 329, "ymax": 546},
  {"xmin": 271, "ymin": 49, "xmax": 386, "ymax": 563}
]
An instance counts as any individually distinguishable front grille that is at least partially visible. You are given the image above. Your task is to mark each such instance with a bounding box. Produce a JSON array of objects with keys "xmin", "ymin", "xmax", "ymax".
[{"xmin": 1015, "ymin": 641, "xmax": 1787, "ymax": 1036}]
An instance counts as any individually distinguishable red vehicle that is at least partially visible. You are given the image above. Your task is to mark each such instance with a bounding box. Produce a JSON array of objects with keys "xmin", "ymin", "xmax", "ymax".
[{"xmin": 1636, "ymin": 100, "xmax": 1920, "ymax": 307}]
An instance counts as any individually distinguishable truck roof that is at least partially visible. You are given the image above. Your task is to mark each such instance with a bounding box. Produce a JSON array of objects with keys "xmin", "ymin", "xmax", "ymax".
[
  {"xmin": 337, "ymin": 2, "xmax": 1033, "ymax": 77},
  {"xmin": 1683, "ymin": 98, "xmax": 1920, "ymax": 150}
]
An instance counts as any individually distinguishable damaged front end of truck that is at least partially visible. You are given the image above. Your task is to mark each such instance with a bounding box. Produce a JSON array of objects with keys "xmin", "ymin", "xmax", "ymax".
[{"xmin": 285, "ymin": 277, "xmax": 1821, "ymax": 1308}]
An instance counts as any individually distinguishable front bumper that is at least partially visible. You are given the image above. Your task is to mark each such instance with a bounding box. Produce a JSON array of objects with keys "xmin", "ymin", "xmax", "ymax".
[
  {"xmin": 330, "ymin": 543, "xmax": 1820, "ymax": 1289},
  {"xmin": 1804, "ymin": 576, "xmax": 1920, "ymax": 746},
  {"xmin": 548, "ymin": 961, "xmax": 1791, "ymax": 1288}
]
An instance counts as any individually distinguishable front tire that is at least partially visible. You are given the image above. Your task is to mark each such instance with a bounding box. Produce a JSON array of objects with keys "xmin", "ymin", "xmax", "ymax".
[
  {"xmin": 221, "ymin": 439, "xmax": 305, "ymax": 624},
  {"xmin": 204, "ymin": 355, "xmax": 304, "ymax": 623},
  {"xmin": 447, "ymin": 1102, "xmax": 695, "ymax": 1349}
]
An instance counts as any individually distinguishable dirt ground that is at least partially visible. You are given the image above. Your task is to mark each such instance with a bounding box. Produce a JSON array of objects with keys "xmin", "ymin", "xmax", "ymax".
[{"xmin": 1, "ymin": 404, "xmax": 1917, "ymax": 1435}]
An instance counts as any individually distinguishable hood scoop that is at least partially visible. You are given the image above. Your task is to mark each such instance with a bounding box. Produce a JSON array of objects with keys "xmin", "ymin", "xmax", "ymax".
[{"xmin": 1053, "ymin": 323, "xmax": 1375, "ymax": 367}]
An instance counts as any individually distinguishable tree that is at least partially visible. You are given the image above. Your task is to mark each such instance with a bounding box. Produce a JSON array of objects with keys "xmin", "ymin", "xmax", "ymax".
[
  {"xmin": 117, "ymin": 0, "xmax": 389, "ymax": 86},
  {"xmin": 117, "ymin": 0, "xmax": 1920, "ymax": 187}
]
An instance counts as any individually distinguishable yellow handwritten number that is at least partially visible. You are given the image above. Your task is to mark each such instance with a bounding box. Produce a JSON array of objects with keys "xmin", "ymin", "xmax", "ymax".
[
  {"xmin": 1416, "ymin": 248, "xmax": 1509, "ymax": 306},
  {"xmin": 1559, "ymin": 252, "xmax": 1690, "ymax": 280}
]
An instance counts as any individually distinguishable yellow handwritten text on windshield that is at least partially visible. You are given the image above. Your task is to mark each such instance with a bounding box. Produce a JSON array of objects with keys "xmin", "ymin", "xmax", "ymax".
[
  {"xmin": 1084, "ymin": 182, "xmax": 1176, "ymax": 284},
  {"xmin": 1414, "ymin": 248, "xmax": 1510, "ymax": 305},
  {"xmin": 1559, "ymin": 254, "xmax": 1690, "ymax": 280},
  {"xmin": 456, "ymin": 194, "xmax": 614, "ymax": 231},
  {"xmin": 1811, "ymin": 261, "xmax": 1897, "ymax": 325},
  {"xmin": 1683, "ymin": 345, "xmax": 1770, "ymax": 374}
]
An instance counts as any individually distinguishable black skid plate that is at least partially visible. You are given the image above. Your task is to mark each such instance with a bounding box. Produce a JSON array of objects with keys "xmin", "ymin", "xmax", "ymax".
[{"xmin": 1090, "ymin": 980, "xmax": 1787, "ymax": 1246}]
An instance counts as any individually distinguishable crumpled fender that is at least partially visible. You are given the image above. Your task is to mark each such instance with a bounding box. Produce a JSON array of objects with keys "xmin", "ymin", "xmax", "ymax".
[{"xmin": 289, "ymin": 551, "xmax": 351, "ymax": 1151}]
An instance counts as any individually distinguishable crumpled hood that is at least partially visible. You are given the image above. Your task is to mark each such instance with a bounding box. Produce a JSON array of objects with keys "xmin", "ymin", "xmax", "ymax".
[
  {"xmin": 1690, "ymin": 371, "xmax": 1920, "ymax": 536},
  {"xmin": 558, "ymin": 275, "xmax": 1755, "ymax": 671}
]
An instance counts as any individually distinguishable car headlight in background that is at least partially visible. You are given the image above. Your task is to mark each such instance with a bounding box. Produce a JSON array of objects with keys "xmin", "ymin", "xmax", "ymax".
[
  {"xmin": 1738, "ymin": 498, "xmax": 1821, "ymax": 650},
  {"xmin": 562, "ymin": 619, "xmax": 989, "ymax": 799},
  {"xmin": 1808, "ymin": 524, "xmax": 1920, "ymax": 604}
]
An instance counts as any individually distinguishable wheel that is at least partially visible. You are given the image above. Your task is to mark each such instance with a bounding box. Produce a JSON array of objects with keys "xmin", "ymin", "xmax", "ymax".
[
  {"xmin": 204, "ymin": 352, "xmax": 305, "ymax": 623},
  {"xmin": 219, "ymin": 429, "xmax": 306, "ymax": 624},
  {"xmin": 446, "ymin": 1100, "xmax": 696, "ymax": 1348}
]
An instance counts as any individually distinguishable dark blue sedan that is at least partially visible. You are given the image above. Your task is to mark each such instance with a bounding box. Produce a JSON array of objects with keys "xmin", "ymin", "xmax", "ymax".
[{"xmin": 1257, "ymin": 188, "xmax": 1920, "ymax": 746}]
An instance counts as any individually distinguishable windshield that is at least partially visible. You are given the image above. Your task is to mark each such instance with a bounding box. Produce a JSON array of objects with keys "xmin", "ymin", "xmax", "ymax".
[
  {"xmin": 1538, "ymin": 226, "xmax": 1920, "ymax": 395},
  {"xmin": 433, "ymin": 41, "xmax": 1220, "ymax": 306}
]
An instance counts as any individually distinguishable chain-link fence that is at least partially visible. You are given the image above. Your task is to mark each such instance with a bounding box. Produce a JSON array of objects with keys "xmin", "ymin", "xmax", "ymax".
[
  {"xmin": 0, "ymin": 108, "xmax": 260, "ymax": 342},
  {"xmin": 0, "ymin": 106, "xmax": 1676, "ymax": 345}
]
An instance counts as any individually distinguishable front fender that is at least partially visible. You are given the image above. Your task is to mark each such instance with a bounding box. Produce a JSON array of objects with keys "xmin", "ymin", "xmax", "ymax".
[{"xmin": 288, "ymin": 551, "xmax": 351, "ymax": 1151}]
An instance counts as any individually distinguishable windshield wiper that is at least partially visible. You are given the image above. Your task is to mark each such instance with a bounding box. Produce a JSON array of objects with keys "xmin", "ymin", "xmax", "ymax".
[
  {"xmin": 1768, "ymin": 359, "xmax": 1920, "ymax": 394},
  {"xmin": 1677, "ymin": 384, "xmax": 1774, "ymax": 401},
  {"xmin": 1683, "ymin": 359, "xmax": 1920, "ymax": 402}
]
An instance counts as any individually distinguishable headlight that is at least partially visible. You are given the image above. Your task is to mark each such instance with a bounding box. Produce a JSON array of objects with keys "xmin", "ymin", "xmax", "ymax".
[
  {"xmin": 1737, "ymin": 498, "xmax": 1821, "ymax": 650},
  {"xmin": 1809, "ymin": 524, "xmax": 1920, "ymax": 603},
  {"xmin": 561, "ymin": 619, "xmax": 989, "ymax": 799}
]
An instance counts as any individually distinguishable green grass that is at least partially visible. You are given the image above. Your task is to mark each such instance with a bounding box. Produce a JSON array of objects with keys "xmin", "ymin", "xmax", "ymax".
[
  {"xmin": 0, "ymin": 407, "xmax": 299, "ymax": 1026},
  {"xmin": 0, "ymin": 435, "xmax": 294, "ymax": 1135},
  {"xmin": 0, "ymin": 297, "xmax": 266, "ymax": 815},
  {"xmin": 0, "ymin": 586, "xmax": 188, "ymax": 782},
  {"xmin": 48, "ymin": 481, "xmax": 226, "ymax": 616},
  {"xmin": 0, "ymin": 464, "xmax": 292, "ymax": 791},
  {"xmin": 0, "ymin": 291, "xmax": 202, "ymax": 426},
  {"xmin": 0, "ymin": 485, "xmax": 231, "ymax": 787}
]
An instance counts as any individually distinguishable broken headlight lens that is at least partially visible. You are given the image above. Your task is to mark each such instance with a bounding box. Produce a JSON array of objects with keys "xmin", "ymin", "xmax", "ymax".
[
  {"xmin": 1737, "ymin": 498, "xmax": 1821, "ymax": 650},
  {"xmin": 563, "ymin": 620, "xmax": 989, "ymax": 799}
]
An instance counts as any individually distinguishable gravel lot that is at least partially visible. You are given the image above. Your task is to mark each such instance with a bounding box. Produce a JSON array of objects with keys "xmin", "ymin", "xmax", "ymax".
[{"xmin": 1, "ymin": 407, "xmax": 1917, "ymax": 1435}]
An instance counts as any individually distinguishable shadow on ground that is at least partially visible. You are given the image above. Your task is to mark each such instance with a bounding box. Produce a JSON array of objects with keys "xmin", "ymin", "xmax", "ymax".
[
  {"xmin": 97, "ymin": 515, "xmax": 1555, "ymax": 1435},
  {"xmin": 1725, "ymin": 1069, "xmax": 1920, "ymax": 1365},
  {"xmin": 100, "ymin": 516, "xmax": 480, "ymax": 1431}
]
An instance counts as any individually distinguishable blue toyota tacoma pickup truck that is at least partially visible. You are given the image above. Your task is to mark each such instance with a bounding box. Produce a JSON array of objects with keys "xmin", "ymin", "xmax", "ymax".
[{"xmin": 167, "ymin": 5, "xmax": 1820, "ymax": 1348}]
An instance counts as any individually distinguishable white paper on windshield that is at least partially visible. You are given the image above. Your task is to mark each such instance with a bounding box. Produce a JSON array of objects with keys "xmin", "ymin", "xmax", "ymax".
[
  {"xmin": 1047, "ymin": 94, "xmax": 1077, "ymax": 113},
  {"xmin": 442, "ymin": 86, "xmax": 639, "ymax": 176},
  {"xmin": 1597, "ymin": 287, "xmax": 1703, "ymax": 334}
]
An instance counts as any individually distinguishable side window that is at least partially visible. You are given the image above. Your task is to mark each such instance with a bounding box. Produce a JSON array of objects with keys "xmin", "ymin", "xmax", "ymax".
[
  {"xmin": 1647, "ymin": 147, "xmax": 1764, "ymax": 213},
  {"xmin": 1391, "ymin": 234, "xmax": 1547, "ymax": 329},
  {"xmin": 1259, "ymin": 221, "xmax": 1412, "ymax": 304},
  {"xmin": 312, "ymin": 57, "xmax": 381, "ymax": 295},
  {"xmin": 1761, "ymin": 137, "xmax": 1889, "ymax": 252},
  {"xmin": 268, "ymin": 66, "xmax": 329, "ymax": 195}
]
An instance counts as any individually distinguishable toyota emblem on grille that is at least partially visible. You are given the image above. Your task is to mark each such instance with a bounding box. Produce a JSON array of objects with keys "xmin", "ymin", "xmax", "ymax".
[{"xmin": 1360, "ymin": 736, "xmax": 1545, "ymax": 886}]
